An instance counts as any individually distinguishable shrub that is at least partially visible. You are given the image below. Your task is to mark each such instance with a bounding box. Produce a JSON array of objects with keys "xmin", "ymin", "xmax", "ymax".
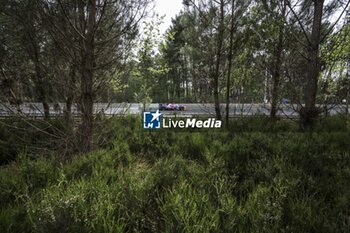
[{"xmin": 1, "ymin": 117, "xmax": 350, "ymax": 232}]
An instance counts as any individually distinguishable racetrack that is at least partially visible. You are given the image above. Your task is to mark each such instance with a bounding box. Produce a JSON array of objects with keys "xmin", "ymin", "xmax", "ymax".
[{"xmin": 0, "ymin": 102, "xmax": 348, "ymax": 118}]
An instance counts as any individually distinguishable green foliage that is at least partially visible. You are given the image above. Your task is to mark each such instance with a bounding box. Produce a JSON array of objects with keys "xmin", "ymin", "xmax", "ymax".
[
  {"xmin": 0, "ymin": 118, "xmax": 78, "ymax": 164},
  {"xmin": 118, "ymin": 15, "xmax": 170, "ymax": 103},
  {"xmin": 1, "ymin": 117, "xmax": 350, "ymax": 232},
  {"xmin": 160, "ymin": 181, "xmax": 220, "ymax": 233},
  {"xmin": 0, "ymin": 155, "xmax": 56, "ymax": 207}
]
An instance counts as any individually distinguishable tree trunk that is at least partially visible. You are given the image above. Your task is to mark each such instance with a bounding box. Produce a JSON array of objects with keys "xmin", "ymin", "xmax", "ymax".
[
  {"xmin": 213, "ymin": 0, "xmax": 225, "ymax": 120},
  {"xmin": 42, "ymin": 100, "xmax": 50, "ymax": 121},
  {"xmin": 22, "ymin": 0, "xmax": 50, "ymax": 121},
  {"xmin": 270, "ymin": 22, "xmax": 284, "ymax": 118},
  {"xmin": 80, "ymin": 0, "xmax": 96, "ymax": 152},
  {"xmin": 31, "ymin": 29, "xmax": 50, "ymax": 121},
  {"xmin": 65, "ymin": 96, "xmax": 73, "ymax": 121},
  {"xmin": 302, "ymin": 0, "xmax": 324, "ymax": 126},
  {"xmin": 65, "ymin": 64, "xmax": 76, "ymax": 124},
  {"xmin": 226, "ymin": 0, "xmax": 235, "ymax": 127},
  {"xmin": 34, "ymin": 55, "xmax": 50, "ymax": 121}
]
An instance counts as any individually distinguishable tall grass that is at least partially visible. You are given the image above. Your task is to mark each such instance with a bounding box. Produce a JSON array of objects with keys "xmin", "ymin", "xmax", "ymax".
[{"xmin": 0, "ymin": 116, "xmax": 349, "ymax": 232}]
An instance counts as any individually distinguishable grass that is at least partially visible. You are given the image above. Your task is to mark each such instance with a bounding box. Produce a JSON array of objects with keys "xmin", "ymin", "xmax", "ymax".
[{"xmin": 0, "ymin": 116, "xmax": 349, "ymax": 232}]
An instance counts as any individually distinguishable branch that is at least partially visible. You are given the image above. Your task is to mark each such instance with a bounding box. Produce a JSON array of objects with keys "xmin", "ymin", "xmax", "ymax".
[
  {"xmin": 285, "ymin": 0, "xmax": 312, "ymax": 46},
  {"xmin": 57, "ymin": 0, "xmax": 86, "ymax": 40},
  {"xmin": 320, "ymin": 0, "xmax": 350, "ymax": 43}
]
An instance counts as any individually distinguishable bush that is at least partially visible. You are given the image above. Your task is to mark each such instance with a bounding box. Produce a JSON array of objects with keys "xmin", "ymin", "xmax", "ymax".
[
  {"xmin": 1, "ymin": 117, "xmax": 350, "ymax": 232},
  {"xmin": 0, "ymin": 155, "xmax": 56, "ymax": 207},
  {"xmin": 0, "ymin": 118, "xmax": 78, "ymax": 164}
]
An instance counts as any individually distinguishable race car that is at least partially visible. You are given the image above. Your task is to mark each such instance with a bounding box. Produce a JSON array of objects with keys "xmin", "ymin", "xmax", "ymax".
[{"xmin": 159, "ymin": 103, "xmax": 186, "ymax": 111}]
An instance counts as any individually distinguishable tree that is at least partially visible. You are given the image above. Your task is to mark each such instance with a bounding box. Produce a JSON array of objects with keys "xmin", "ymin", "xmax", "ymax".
[
  {"xmin": 225, "ymin": 0, "xmax": 248, "ymax": 125},
  {"xmin": 39, "ymin": 0, "xmax": 151, "ymax": 151},
  {"xmin": 0, "ymin": 0, "xmax": 52, "ymax": 120},
  {"xmin": 262, "ymin": 0, "xmax": 288, "ymax": 118},
  {"xmin": 320, "ymin": 12, "xmax": 350, "ymax": 112},
  {"xmin": 287, "ymin": 0, "xmax": 350, "ymax": 126},
  {"xmin": 301, "ymin": 0, "xmax": 325, "ymax": 125}
]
